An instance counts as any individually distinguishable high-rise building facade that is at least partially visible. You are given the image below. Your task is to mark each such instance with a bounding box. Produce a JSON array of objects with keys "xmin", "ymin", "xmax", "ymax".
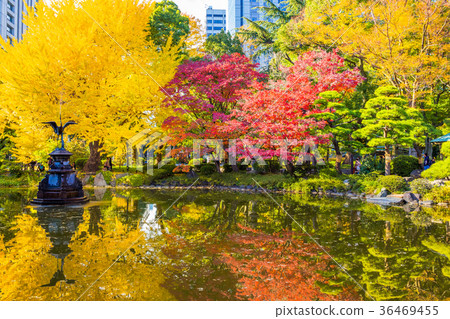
[
  {"xmin": 0, "ymin": 0, "xmax": 38, "ymax": 43},
  {"xmin": 228, "ymin": 0, "xmax": 286, "ymax": 68},
  {"xmin": 228, "ymin": 0, "xmax": 260, "ymax": 35},
  {"xmin": 206, "ymin": 6, "xmax": 226, "ymax": 38},
  {"xmin": 228, "ymin": 0, "xmax": 285, "ymax": 35}
]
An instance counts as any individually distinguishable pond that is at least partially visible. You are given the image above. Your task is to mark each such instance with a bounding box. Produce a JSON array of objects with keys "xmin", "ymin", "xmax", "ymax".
[{"xmin": 0, "ymin": 188, "xmax": 449, "ymax": 301}]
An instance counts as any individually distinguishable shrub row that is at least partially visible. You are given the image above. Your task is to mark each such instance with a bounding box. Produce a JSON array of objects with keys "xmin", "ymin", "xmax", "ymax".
[
  {"xmin": 376, "ymin": 175, "xmax": 408, "ymax": 193},
  {"xmin": 424, "ymin": 184, "xmax": 450, "ymax": 203},
  {"xmin": 410, "ymin": 178, "xmax": 433, "ymax": 195},
  {"xmin": 391, "ymin": 155, "xmax": 420, "ymax": 177},
  {"xmin": 115, "ymin": 164, "xmax": 176, "ymax": 186},
  {"xmin": 285, "ymin": 177, "xmax": 346, "ymax": 193},
  {"xmin": 422, "ymin": 158, "xmax": 450, "ymax": 180}
]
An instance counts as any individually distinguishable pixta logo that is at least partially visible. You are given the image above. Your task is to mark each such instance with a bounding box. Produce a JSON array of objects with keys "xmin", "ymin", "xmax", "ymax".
[{"xmin": 126, "ymin": 130, "xmax": 325, "ymax": 176}]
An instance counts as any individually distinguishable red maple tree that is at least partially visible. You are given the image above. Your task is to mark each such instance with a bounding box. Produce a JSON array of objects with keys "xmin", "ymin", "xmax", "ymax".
[
  {"xmin": 222, "ymin": 50, "xmax": 364, "ymax": 163},
  {"xmin": 162, "ymin": 54, "xmax": 266, "ymax": 144}
]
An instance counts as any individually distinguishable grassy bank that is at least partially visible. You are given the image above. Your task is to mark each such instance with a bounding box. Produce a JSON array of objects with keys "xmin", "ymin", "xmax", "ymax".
[
  {"xmin": 80, "ymin": 167, "xmax": 449, "ymax": 202},
  {"xmin": 0, "ymin": 172, "xmax": 45, "ymax": 188},
  {"xmin": 1, "ymin": 167, "xmax": 449, "ymax": 203}
]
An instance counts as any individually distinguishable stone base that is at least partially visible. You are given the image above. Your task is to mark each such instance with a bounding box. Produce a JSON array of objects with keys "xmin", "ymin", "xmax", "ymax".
[
  {"xmin": 30, "ymin": 196, "xmax": 89, "ymax": 206},
  {"xmin": 31, "ymin": 147, "xmax": 89, "ymax": 206}
]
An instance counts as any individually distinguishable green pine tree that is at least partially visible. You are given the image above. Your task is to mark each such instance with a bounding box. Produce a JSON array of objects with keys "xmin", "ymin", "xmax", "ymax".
[
  {"xmin": 204, "ymin": 30, "xmax": 244, "ymax": 59},
  {"xmin": 354, "ymin": 86, "xmax": 425, "ymax": 175},
  {"xmin": 314, "ymin": 91, "xmax": 364, "ymax": 174},
  {"xmin": 238, "ymin": 0, "xmax": 305, "ymax": 66}
]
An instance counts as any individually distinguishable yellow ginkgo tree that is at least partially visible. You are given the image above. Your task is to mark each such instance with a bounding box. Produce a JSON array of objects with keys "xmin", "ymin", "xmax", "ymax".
[
  {"xmin": 184, "ymin": 15, "xmax": 206, "ymax": 58},
  {"xmin": 0, "ymin": 0, "xmax": 181, "ymax": 171},
  {"xmin": 286, "ymin": 0, "xmax": 450, "ymax": 108}
]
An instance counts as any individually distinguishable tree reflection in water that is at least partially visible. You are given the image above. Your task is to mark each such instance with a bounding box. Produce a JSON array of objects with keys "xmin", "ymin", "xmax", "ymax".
[
  {"xmin": 222, "ymin": 225, "xmax": 360, "ymax": 301},
  {"xmin": 161, "ymin": 206, "xmax": 359, "ymax": 301},
  {"xmin": 0, "ymin": 189, "xmax": 449, "ymax": 301},
  {"xmin": 0, "ymin": 204, "xmax": 174, "ymax": 301}
]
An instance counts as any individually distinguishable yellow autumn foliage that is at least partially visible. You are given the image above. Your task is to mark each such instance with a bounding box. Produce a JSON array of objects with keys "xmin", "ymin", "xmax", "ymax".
[
  {"xmin": 291, "ymin": 0, "xmax": 449, "ymax": 107},
  {"xmin": 184, "ymin": 15, "xmax": 206, "ymax": 58},
  {"xmin": 0, "ymin": 0, "xmax": 180, "ymax": 163},
  {"xmin": 0, "ymin": 209, "xmax": 174, "ymax": 301}
]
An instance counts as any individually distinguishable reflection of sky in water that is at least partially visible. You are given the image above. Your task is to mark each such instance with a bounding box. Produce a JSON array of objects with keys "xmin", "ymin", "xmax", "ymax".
[{"xmin": 141, "ymin": 204, "xmax": 162, "ymax": 239}]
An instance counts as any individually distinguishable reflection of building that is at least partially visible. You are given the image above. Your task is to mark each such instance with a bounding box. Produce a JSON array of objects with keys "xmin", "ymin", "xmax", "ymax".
[
  {"xmin": 206, "ymin": 6, "xmax": 226, "ymax": 37},
  {"xmin": 0, "ymin": 0, "xmax": 38, "ymax": 43}
]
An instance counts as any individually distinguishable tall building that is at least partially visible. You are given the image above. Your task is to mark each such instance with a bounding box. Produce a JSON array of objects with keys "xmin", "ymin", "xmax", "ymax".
[
  {"xmin": 228, "ymin": 0, "xmax": 286, "ymax": 34},
  {"xmin": 228, "ymin": 0, "xmax": 258, "ymax": 35},
  {"xmin": 228, "ymin": 0, "xmax": 286, "ymax": 68},
  {"xmin": 0, "ymin": 0, "xmax": 38, "ymax": 43},
  {"xmin": 206, "ymin": 6, "xmax": 226, "ymax": 38}
]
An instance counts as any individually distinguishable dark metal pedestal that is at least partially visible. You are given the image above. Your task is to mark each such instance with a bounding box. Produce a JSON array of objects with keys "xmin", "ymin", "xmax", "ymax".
[{"xmin": 31, "ymin": 148, "xmax": 89, "ymax": 205}]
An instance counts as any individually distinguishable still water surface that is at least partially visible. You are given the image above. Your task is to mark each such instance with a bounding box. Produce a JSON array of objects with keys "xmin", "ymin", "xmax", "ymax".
[{"xmin": 0, "ymin": 188, "xmax": 449, "ymax": 301}]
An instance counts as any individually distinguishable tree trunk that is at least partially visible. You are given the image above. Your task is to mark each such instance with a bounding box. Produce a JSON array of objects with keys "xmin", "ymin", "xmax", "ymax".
[
  {"xmin": 385, "ymin": 221, "xmax": 392, "ymax": 241},
  {"xmin": 88, "ymin": 206, "xmax": 101, "ymax": 236},
  {"xmin": 214, "ymin": 160, "xmax": 221, "ymax": 173},
  {"xmin": 248, "ymin": 201, "xmax": 258, "ymax": 228},
  {"xmin": 413, "ymin": 143, "xmax": 423, "ymax": 168},
  {"xmin": 385, "ymin": 145, "xmax": 391, "ymax": 176},
  {"xmin": 350, "ymin": 153, "xmax": 354, "ymax": 175},
  {"xmin": 223, "ymin": 139, "xmax": 238, "ymax": 172},
  {"xmin": 156, "ymin": 145, "xmax": 164, "ymax": 164},
  {"xmin": 84, "ymin": 141, "xmax": 103, "ymax": 173},
  {"xmin": 286, "ymin": 161, "xmax": 295, "ymax": 177},
  {"xmin": 349, "ymin": 134, "xmax": 354, "ymax": 174},
  {"xmin": 383, "ymin": 129, "xmax": 391, "ymax": 175},
  {"xmin": 332, "ymin": 138, "xmax": 342, "ymax": 174}
]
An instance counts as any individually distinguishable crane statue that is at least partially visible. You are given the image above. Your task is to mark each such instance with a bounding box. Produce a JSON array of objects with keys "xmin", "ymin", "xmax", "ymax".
[
  {"xmin": 32, "ymin": 113, "xmax": 88, "ymax": 205},
  {"xmin": 43, "ymin": 116, "xmax": 77, "ymax": 149}
]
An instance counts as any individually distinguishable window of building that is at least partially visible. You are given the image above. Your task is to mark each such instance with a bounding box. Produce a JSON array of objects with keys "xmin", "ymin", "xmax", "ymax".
[
  {"xmin": 207, "ymin": 14, "xmax": 212, "ymax": 17},
  {"xmin": 7, "ymin": 25, "xmax": 14, "ymax": 34},
  {"xmin": 7, "ymin": 14, "xmax": 14, "ymax": 23},
  {"xmin": 213, "ymin": 26, "xmax": 224, "ymax": 31},
  {"xmin": 207, "ymin": 26, "xmax": 212, "ymax": 30},
  {"xmin": 7, "ymin": 1, "xmax": 15, "ymax": 11},
  {"xmin": 207, "ymin": 19, "xmax": 212, "ymax": 24},
  {"xmin": 213, "ymin": 20, "xmax": 224, "ymax": 24}
]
